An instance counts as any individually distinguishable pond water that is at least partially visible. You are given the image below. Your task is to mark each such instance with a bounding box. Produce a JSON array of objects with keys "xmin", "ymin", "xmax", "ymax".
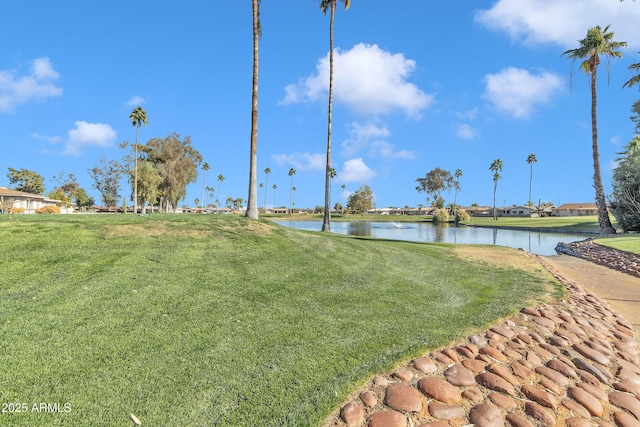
[{"xmin": 278, "ymin": 221, "xmax": 590, "ymax": 256}]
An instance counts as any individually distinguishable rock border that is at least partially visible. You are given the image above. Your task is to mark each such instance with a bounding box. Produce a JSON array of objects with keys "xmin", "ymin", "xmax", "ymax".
[{"xmin": 323, "ymin": 252, "xmax": 640, "ymax": 427}]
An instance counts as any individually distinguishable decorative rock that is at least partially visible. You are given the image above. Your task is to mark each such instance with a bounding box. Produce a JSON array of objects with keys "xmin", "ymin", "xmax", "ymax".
[
  {"xmin": 456, "ymin": 345, "xmax": 476, "ymax": 359},
  {"xmin": 577, "ymin": 368, "xmax": 604, "ymax": 386},
  {"xmin": 414, "ymin": 357, "xmax": 438, "ymax": 374},
  {"xmin": 539, "ymin": 378, "xmax": 563, "ymax": 396},
  {"xmin": 418, "ymin": 378, "xmax": 462, "ymax": 404},
  {"xmin": 573, "ymin": 343, "xmax": 611, "ymax": 366},
  {"xmin": 521, "ymin": 384, "xmax": 559, "ymax": 408},
  {"xmin": 560, "ymin": 322, "xmax": 588, "ymax": 337},
  {"xmin": 489, "ymin": 393, "xmax": 518, "ymax": 410},
  {"xmin": 609, "ymin": 391, "xmax": 640, "ymax": 420},
  {"xmin": 516, "ymin": 334, "xmax": 532, "ymax": 345},
  {"xmin": 442, "ymin": 348, "xmax": 460, "ymax": 363},
  {"xmin": 360, "ymin": 390, "xmax": 378, "ymax": 408},
  {"xmin": 428, "ymin": 401, "xmax": 465, "ymax": 420},
  {"xmin": 566, "ymin": 417, "xmax": 596, "ymax": 427},
  {"xmin": 476, "ymin": 372, "xmax": 516, "ymax": 395},
  {"xmin": 530, "ymin": 345, "xmax": 554, "ymax": 361},
  {"xmin": 418, "ymin": 422, "xmax": 451, "ymax": 427},
  {"xmin": 506, "ymin": 413, "xmax": 536, "ymax": 427},
  {"xmin": 511, "ymin": 360, "xmax": 534, "ymax": 379},
  {"xmin": 432, "ymin": 351, "xmax": 455, "ymax": 365},
  {"xmin": 479, "ymin": 346, "xmax": 508, "ymax": 362},
  {"xmin": 577, "ymin": 382, "xmax": 609, "ymax": 403},
  {"xmin": 462, "ymin": 358, "xmax": 486, "ymax": 373},
  {"xmin": 535, "ymin": 365, "xmax": 570, "ymax": 387},
  {"xmin": 525, "ymin": 401, "xmax": 557, "ymax": 427},
  {"xmin": 539, "ymin": 343, "xmax": 561, "ymax": 356},
  {"xmin": 562, "ymin": 399, "xmax": 592, "ymax": 419},
  {"xmin": 531, "ymin": 316, "xmax": 556, "ymax": 328},
  {"xmin": 547, "ymin": 359, "xmax": 579, "ymax": 379},
  {"xmin": 568, "ymin": 386, "xmax": 604, "ymax": 417},
  {"xmin": 492, "ymin": 326, "xmax": 516, "ymax": 339},
  {"xmin": 341, "ymin": 402, "xmax": 364, "ymax": 427},
  {"xmin": 469, "ymin": 403, "xmax": 505, "ymax": 427},
  {"xmin": 393, "ymin": 367, "xmax": 414, "ymax": 382},
  {"xmin": 613, "ymin": 410, "xmax": 640, "ymax": 427},
  {"xmin": 614, "ymin": 380, "xmax": 640, "ymax": 400},
  {"xmin": 444, "ymin": 363, "xmax": 476, "ymax": 386},
  {"xmin": 385, "ymin": 383, "xmax": 422, "ymax": 413},
  {"xmin": 487, "ymin": 363, "xmax": 520, "ymax": 386},
  {"xmin": 462, "ymin": 388, "xmax": 484, "ymax": 402},
  {"xmin": 373, "ymin": 375, "xmax": 390, "ymax": 387},
  {"xmin": 367, "ymin": 410, "xmax": 407, "ymax": 427}
]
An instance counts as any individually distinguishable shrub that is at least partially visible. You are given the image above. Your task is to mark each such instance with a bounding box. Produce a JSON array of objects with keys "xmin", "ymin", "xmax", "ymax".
[
  {"xmin": 455, "ymin": 209, "xmax": 471, "ymax": 223},
  {"xmin": 36, "ymin": 206, "xmax": 61, "ymax": 214},
  {"xmin": 433, "ymin": 208, "xmax": 450, "ymax": 224},
  {"xmin": 11, "ymin": 207, "xmax": 25, "ymax": 214}
]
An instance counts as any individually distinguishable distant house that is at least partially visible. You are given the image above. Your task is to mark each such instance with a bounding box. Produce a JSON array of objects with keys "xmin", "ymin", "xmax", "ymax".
[
  {"xmin": 551, "ymin": 203, "xmax": 598, "ymax": 217},
  {"xmin": 461, "ymin": 206, "xmax": 492, "ymax": 216},
  {"xmin": 500, "ymin": 205, "xmax": 535, "ymax": 217},
  {"xmin": 0, "ymin": 186, "xmax": 75, "ymax": 214}
]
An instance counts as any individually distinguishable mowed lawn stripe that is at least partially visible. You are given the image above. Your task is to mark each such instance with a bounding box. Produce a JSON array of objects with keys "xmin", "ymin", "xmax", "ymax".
[{"xmin": 0, "ymin": 214, "xmax": 560, "ymax": 426}]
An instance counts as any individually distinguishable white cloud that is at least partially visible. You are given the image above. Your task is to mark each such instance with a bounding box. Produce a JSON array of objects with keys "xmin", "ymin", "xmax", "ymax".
[
  {"xmin": 30, "ymin": 132, "xmax": 62, "ymax": 144},
  {"xmin": 457, "ymin": 124, "xmax": 480, "ymax": 140},
  {"xmin": 126, "ymin": 95, "xmax": 147, "ymax": 107},
  {"xmin": 339, "ymin": 158, "xmax": 376, "ymax": 183},
  {"xmin": 0, "ymin": 57, "xmax": 62, "ymax": 112},
  {"xmin": 475, "ymin": 0, "xmax": 640, "ymax": 49},
  {"xmin": 341, "ymin": 121, "xmax": 413, "ymax": 159},
  {"xmin": 483, "ymin": 67, "xmax": 563, "ymax": 118},
  {"xmin": 456, "ymin": 107, "xmax": 479, "ymax": 121},
  {"xmin": 271, "ymin": 152, "xmax": 325, "ymax": 171},
  {"xmin": 282, "ymin": 43, "xmax": 433, "ymax": 117},
  {"xmin": 64, "ymin": 121, "xmax": 117, "ymax": 155}
]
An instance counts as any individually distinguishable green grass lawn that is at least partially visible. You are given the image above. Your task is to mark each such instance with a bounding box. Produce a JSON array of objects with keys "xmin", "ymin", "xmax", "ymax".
[
  {"xmin": 594, "ymin": 235, "xmax": 640, "ymax": 255},
  {"xmin": 465, "ymin": 215, "xmax": 602, "ymax": 233},
  {"xmin": 0, "ymin": 214, "xmax": 561, "ymax": 426}
]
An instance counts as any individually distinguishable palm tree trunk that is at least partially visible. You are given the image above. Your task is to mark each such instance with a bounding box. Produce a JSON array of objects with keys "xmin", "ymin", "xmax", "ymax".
[
  {"xmin": 528, "ymin": 165, "xmax": 533, "ymax": 211},
  {"xmin": 590, "ymin": 68, "xmax": 616, "ymax": 234},
  {"xmin": 321, "ymin": 2, "xmax": 335, "ymax": 232},
  {"xmin": 134, "ymin": 128, "xmax": 139, "ymax": 215},
  {"xmin": 493, "ymin": 182, "xmax": 498, "ymax": 221},
  {"xmin": 245, "ymin": 0, "xmax": 260, "ymax": 220}
]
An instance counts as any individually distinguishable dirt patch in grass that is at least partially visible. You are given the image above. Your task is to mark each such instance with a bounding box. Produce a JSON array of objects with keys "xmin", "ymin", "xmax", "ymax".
[{"xmin": 453, "ymin": 246, "xmax": 547, "ymax": 276}]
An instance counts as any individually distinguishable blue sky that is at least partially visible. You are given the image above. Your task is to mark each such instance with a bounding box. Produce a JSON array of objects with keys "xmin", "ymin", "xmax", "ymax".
[{"xmin": 1, "ymin": 0, "xmax": 640, "ymax": 210}]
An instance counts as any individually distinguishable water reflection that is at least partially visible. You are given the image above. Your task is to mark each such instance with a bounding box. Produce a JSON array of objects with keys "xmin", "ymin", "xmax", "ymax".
[{"xmin": 280, "ymin": 221, "xmax": 589, "ymax": 256}]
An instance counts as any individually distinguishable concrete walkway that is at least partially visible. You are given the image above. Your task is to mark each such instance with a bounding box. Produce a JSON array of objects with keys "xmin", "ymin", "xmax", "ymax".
[{"xmin": 324, "ymin": 245, "xmax": 640, "ymax": 427}]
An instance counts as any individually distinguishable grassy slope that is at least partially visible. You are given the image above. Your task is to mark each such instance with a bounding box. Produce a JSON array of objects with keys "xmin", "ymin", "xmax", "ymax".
[
  {"xmin": 594, "ymin": 235, "xmax": 640, "ymax": 255},
  {"xmin": 0, "ymin": 214, "xmax": 561, "ymax": 426},
  {"xmin": 465, "ymin": 215, "xmax": 601, "ymax": 233}
]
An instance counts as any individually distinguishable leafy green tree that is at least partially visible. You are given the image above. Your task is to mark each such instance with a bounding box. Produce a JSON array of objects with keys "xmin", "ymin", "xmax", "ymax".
[
  {"xmin": 49, "ymin": 172, "xmax": 93, "ymax": 211},
  {"xmin": 489, "ymin": 159, "xmax": 503, "ymax": 221},
  {"xmin": 319, "ymin": 0, "xmax": 351, "ymax": 232},
  {"xmin": 630, "ymin": 99, "xmax": 640, "ymax": 134},
  {"xmin": 132, "ymin": 159, "xmax": 162, "ymax": 213},
  {"xmin": 610, "ymin": 135, "xmax": 640, "ymax": 232},
  {"xmin": 6, "ymin": 168, "xmax": 45, "ymax": 194},
  {"xmin": 263, "ymin": 167, "xmax": 270, "ymax": 210},
  {"xmin": 74, "ymin": 188, "xmax": 95, "ymax": 211},
  {"xmin": 288, "ymin": 168, "xmax": 296, "ymax": 214},
  {"xmin": 88, "ymin": 158, "xmax": 125, "ymax": 210},
  {"xmin": 245, "ymin": 0, "xmax": 261, "ymax": 220},
  {"xmin": 526, "ymin": 154, "xmax": 537, "ymax": 210},
  {"xmin": 144, "ymin": 133, "xmax": 202, "ymax": 212},
  {"xmin": 200, "ymin": 162, "xmax": 210, "ymax": 211},
  {"xmin": 415, "ymin": 168, "xmax": 454, "ymax": 209},
  {"xmin": 130, "ymin": 106, "xmax": 148, "ymax": 214},
  {"xmin": 347, "ymin": 184, "xmax": 374, "ymax": 215},
  {"xmin": 562, "ymin": 25, "xmax": 626, "ymax": 235}
]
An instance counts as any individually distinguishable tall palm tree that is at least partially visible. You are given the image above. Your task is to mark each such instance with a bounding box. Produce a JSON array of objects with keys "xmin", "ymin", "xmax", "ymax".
[
  {"xmin": 129, "ymin": 106, "xmax": 148, "ymax": 214},
  {"xmin": 340, "ymin": 183, "xmax": 346, "ymax": 215},
  {"xmin": 217, "ymin": 174, "xmax": 225, "ymax": 211},
  {"xmin": 263, "ymin": 167, "xmax": 270, "ymax": 211},
  {"xmin": 201, "ymin": 162, "xmax": 210, "ymax": 211},
  {"xmin": 453, "ymin": 168, "xmax": 462, "ymax": 216},
  {"xmin": 245, "ymin": 0, "xmax": 261, "ymax": 220},
  {"xmin": 622, "ymin": 54, "xmax": 640, "ymax": 90},
  {"xmin": 526, "ymin": 154, "xmax": 537, "ymax": 213},
  {"xmin": 205, "ymin": 186, "xmax": 215, "ymax": 207},
  {"xmin": 272, "ymin": 184, "xmax": 277, "ymax": 207},
  {"xmin": 319, "ymin": 0, "xmax": 350, "ymax": 232},
  {"xmin": 562, "ymin": 25, "xmax": 626, "ymax": 235},
  {"xmin": 489, "ymin": 159, "xmax": 503, "ymax": 221},
  {"xmin": 288, "ymin": 168, "xmax": 296, "ymax": 214}
]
